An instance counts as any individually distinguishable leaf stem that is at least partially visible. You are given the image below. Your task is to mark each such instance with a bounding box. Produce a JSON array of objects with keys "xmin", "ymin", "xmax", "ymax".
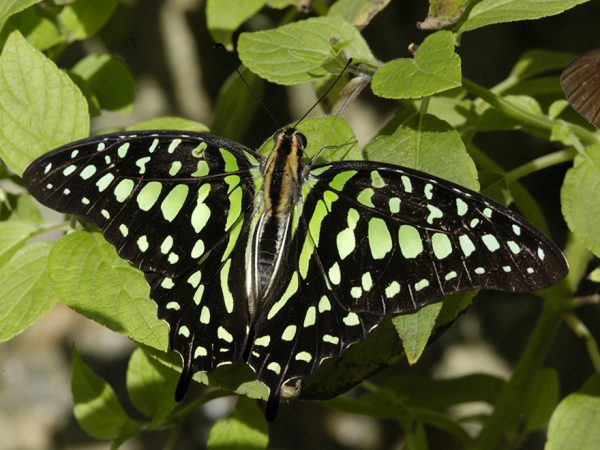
[
  {"xmin": 462, "ymin": 77, "xmax": 599, "ymax": 146},
  {"xmin": 563, "ymin": 312, "xmax": 600, "ymax": 372},
  {"xmin": 171, "ymin": 389, "xmax": 231, "ymax": 422},
  {"xmin": 505, "ymin": 148, "xmax": 577, "ymax": 182}
]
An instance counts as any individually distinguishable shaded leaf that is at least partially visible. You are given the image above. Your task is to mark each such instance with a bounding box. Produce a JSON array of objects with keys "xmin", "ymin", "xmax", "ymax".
[
  {"xmin": 59, "ymin": 0, "xmax": 118, "ymax": 40},
  {"xmin": 72, "ymin": 347, "xmax": 141, "ymax": 440},
  {"xmin": 328, "ymin": 0, "xmax": 392, "ymax": 29},
  {"xmin": 206, "ymin": 0, "xmax": 264, "ymax": 49}
]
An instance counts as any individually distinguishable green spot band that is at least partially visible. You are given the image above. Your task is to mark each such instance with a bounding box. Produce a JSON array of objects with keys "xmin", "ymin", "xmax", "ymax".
[
  {"xmin": 368, "ymin": 217, "xmax": 392, "ymax": 259},
  {"xmin": 220, "ymin": 148, "xmax": 239, "ymax": 172},
  {"xmin": 357, "ymin": 188, "xmax": 375, "ymax": 207},
  {"xmin": 398, "ymin": 225, "xmax": 423, "ymax": 259},
  {"xmin": 431, "ymin": 233, "xmax": 452, "ymax": 259},
  {"xmin": 191, "ymin": 184, "xmax": 211, "ymax": 233},
  {"xmin": 220, "ymin": 259, "xmax": 234, "ymax": 313},
  {"xmin": 160, "ymin": 184, "xmax": 189, "ymax": 222},
  {"xmin": 136, "ymin": 181, "xmax": 162, "ymax": 211},
  {"xmin": 329, "ymin": 170, "xmax": 357, "ymax": 191},
  {"xmin": 114, "ymin": 179, "xmax": 134, "ymax": 203},
  {"xmin": 267, "ymin": 272, "xmax": 299, "ymax": 320}
]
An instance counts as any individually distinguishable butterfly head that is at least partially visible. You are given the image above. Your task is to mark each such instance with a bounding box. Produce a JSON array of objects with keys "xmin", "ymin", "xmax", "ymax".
[{"xmin": 273, "ymin": 128, "xmax": 307, "ymax": 155}]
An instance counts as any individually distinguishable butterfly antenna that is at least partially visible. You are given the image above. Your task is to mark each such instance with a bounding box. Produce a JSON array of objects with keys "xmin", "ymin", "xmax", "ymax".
[
  {"xmin": 214, "ymin": 43, "xmax": 281, "ymax": 129},
  {"xmin": 293, "ymin": 57, "xmax": 353, "ymax": 130}
]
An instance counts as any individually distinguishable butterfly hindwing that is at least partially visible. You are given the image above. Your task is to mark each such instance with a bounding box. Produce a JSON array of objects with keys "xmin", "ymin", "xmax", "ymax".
[{"xmin": 247, "ymin": 160, "xmax": 568, "ymax": 399}]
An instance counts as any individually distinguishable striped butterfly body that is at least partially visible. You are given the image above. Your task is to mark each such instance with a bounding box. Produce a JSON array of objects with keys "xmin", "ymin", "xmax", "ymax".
[{"xmin": 23, "ymin": 127, "xmax": 568, "ymax": 418}]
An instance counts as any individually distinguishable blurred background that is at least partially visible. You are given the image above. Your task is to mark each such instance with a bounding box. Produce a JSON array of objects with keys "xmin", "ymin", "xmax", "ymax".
[{"xmin": 1, "ymin": 0, "xmax": 600, "ymax": 449}]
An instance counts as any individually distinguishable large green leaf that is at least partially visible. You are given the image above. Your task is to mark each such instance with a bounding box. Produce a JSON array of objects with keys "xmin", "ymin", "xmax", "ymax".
[
  {"xmin": 0, "ymin": 220, "xmax": 38, "ymax": 265},
  {"xmin": 371, "ymin": 31, "xmax": 461, "ymax": 99},
  {"xmin": 238, "ymin": 16, "xmax": 374, "ymax": 85},
  {"xmin": 561, "ymin": 145, "xmax": 600, "ymax": 257},
  {"xmin": 0, "ymin": 31, "xmax": 89, "ymax": 175},
  {"xmin": 364, "ymin": 113, "xmax": 479, "ymax": 190},
  {"xmin": 460, "ymin": 0, "xmax": 590, "ymax": 33},
  {"xmin": 48, "ymin": 231, "xmax": 168, "ymax": 350},
  {"xmin": 393, "ymin": 303, "xmax": 442, "ymax": 364},
  {"xmin": 0, "ymin": 242, "xmax": 56, "ymax": 342},
  {"xmin": 1, "ymin": 6, "xmax": 63, "ymax": 50}
]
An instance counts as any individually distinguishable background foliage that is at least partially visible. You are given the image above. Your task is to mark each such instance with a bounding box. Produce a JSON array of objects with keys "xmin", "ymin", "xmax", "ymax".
[{"xmin": 0, "ymin": 1, "xmax": 599, "ymax": 449}]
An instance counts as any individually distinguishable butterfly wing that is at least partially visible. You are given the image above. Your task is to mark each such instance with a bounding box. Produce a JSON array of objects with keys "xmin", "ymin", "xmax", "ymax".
[
  {"xmin": 247, "ymin": 160, "xmax": 568, "ymax": 407},
  {"xmin": 561, "ymin": 49, "xmax": 600, "ymax": 128},
  {"xmin": 23, "ymin": 130, "xmax": 263, "ymax": 396}
]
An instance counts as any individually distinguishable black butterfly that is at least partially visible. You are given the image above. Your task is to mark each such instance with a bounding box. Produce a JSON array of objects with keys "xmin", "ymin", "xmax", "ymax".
[{"xmin": 23, "ymin": 126, "xmax": 568, "ymax": 418}]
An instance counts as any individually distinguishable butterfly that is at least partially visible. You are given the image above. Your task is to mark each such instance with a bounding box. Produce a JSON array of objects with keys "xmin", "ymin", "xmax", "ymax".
[
  {"xmin": 23, "ymin": 125, "xmax": 568, "ymax": 419},
  {"xmin": 561, "ymin": 49, "xmax": 600, "ymax": 128}
]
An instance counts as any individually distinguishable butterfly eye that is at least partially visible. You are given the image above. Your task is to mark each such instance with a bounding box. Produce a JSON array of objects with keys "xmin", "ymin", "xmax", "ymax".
[
  {"xmin": 561, "ymin": 49, "xmax": 600, "ymax": 128},
  {"xmin": 295, "ymin": 132, "xmax": 307, "ymax": 148}
]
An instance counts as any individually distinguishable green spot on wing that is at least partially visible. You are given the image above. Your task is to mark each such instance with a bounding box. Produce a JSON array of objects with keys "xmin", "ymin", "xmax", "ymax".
[{"xmin": 160, "ymin": 184, "xmax": 189, "ymax": 222}]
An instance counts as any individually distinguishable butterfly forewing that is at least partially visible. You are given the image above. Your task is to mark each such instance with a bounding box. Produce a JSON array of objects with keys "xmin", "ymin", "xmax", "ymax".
[
  {"xmin": 247, "ymin": 161, "xmax": 568, "ymax": 399},
  {"xmin": 561, "ymin": 49, "xmax": 600, "ymax": 128},
  {"xmin": 23, "ymin": 130, "xmax": 263, "ymax": 391}
]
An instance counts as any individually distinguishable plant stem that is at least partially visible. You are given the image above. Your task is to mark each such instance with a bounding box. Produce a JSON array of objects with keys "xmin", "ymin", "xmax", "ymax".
[
  {"xmin": 505, "ymin": 148, "xmax": 577, "ymax": 182},
  {"xmin": 462, "ymin": 77, "xmax": 599, "ymax": 146},
  {"xmin": 171, "ymin": 389, "xmax": 231, "ymax": 422},
  {"xmin": 563, "ymin": 312, "xmax": 600, "ymax": 372}
]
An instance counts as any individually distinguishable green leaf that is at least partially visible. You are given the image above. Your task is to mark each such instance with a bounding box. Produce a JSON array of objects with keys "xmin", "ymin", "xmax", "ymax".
[
  {"xmin": 238, "ymin": 16, "xmax": 374, "ymax": 85},
  {"xmin": 547, "ymin": 374, "xmax": 600, "ymax": 450},
  {"xmin": 509, "ymin": 49, "xmax": 576, "ymax": 81},
  {"xmin": 206, "ymin": 0, "xmax": 264, "ymax": 49},
  {"xmin": 364, "ymin": 113, "xmax": 479, "ymax": 190},
  {"xmin": 393, "ymin": 302, "xmax": 442, "ymax": 364},
  {"xmin": 561, "ymin": 144, "xmax": 600, "ymax": 257},
  {"xmin": 589, "ymin": 266, "xmax": 600, "ymax": 283},
  {"xmin": 58, "ymin": 0, "xmax": 118, "ymax": 40},
  {"xmin": 207, "ymin": 397, "xmax": 269, "ymax": 450},
  {"xmin": 0, "ymin": 242, "xmax": 56, "ymax": 342},
  {"xmin": 522, "ymin": 368, "xmax": 559, "ymax": 433},
  {"xmin": 1, "ymin": 6, "xmax": 63, "ymax": 50},
  {"xmin": 211, "ymin": 66, "xmax": 264, "ymax": 141},
  {"xmin": 71, "ymin": 347, "xmax": 141, "ymax": 440},
  {"xmin": 127, "ymin": 117, "xmax": 209, "ymax": 132},
  {"xmin": 0, "ymin": 31, "xmax": 89, "ymax": 175},
  {"xmin": 371, "ymin": 31, "xmax": 461, "ymax": 99},
  {"xmin": 48, "ymin": 231, "xmax": 168, "ymax": 350},
  {"xmin": 71, "ymin": 54, "xmax": 135, "ymax": 114},
  {"xmin": 0, "ymin": 0, "xmax": 40, "ymax": 32},
  {"xmin": 126, "ymin": 348, "xmax": 178, "ymax": 428},
  {"xmin": 328, "ymin": 0, "xmax": 392, "ymax": 29},
  {"xmin": 460, "ymin": 0, "xmax": 590, "ymax": 33},
  {"xmin": 257, "ymin": 116, "xmax": 361, "ymax": 162},
  {"xmin": 0, "ymin": 220, "xmax": 38, "ymax": 264},
  {"xmin": 9, "ymin": 194, "xmax": 43, "ymax": 223}
]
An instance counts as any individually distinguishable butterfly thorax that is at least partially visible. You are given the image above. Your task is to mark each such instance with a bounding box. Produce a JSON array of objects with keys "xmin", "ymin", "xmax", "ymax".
[{"xmin": 247, "ymin": 129, "xmax": 306, "ymax": 315}]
